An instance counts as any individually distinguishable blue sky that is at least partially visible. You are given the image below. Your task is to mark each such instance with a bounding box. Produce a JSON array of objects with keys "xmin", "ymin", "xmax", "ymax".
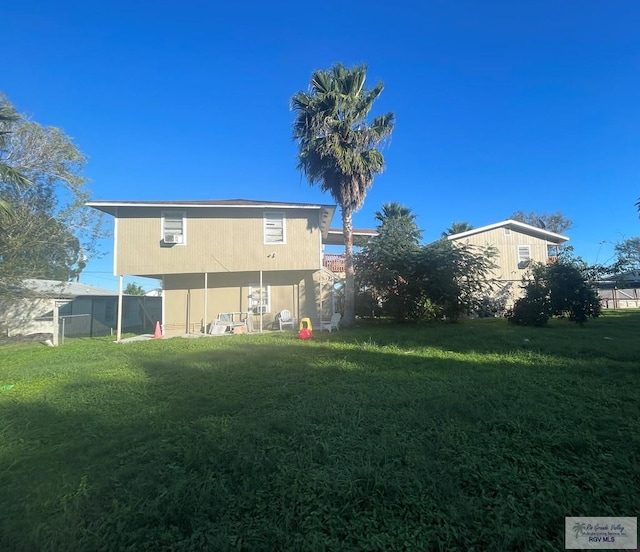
[{"xmin": 3, "ymin": 1, "xmax": 639, "ymax": 291}]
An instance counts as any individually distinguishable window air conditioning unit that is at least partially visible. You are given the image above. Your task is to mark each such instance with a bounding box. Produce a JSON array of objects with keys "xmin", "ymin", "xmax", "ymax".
[{"xmin": 163, "ymin": 233, "xmax": 182, "ymax": 244}]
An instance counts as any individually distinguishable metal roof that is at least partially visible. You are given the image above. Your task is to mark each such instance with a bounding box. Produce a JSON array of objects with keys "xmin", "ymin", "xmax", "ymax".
[
  {"xmin": 597, "ymin": 270, "xmax": 640, "ymax": 286},
  {"xmin": 19, "ymin": 279, "xmax": 121, "ymax": 298}
]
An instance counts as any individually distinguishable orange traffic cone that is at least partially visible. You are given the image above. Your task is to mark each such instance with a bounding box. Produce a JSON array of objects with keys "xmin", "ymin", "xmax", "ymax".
[{"xmin": 154, "ymin": 321, "xmax": 162, "ymax": 339}]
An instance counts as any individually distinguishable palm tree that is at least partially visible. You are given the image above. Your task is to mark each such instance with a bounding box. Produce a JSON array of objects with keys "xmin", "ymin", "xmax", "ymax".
[
  {"xmin": 374, "ymin": 202, "xmax": 422, "ymax": 243},
  {"xmin": 0, "ymin": 98, "xmax": 31, "ymax": 220},
  {"xmin": 442, "ymin": 221, "xmax": 474, "ymax": 238},
  {"xmin": 291, "ymin": 64, "xmax": 394, "ymax": 326}
]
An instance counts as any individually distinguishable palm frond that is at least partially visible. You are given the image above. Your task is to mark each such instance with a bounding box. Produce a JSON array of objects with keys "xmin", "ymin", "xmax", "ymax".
[
  {"xmin": 0, "ymin": 198, "xmax": 14, "ymax": 218},
  {"xmin": 0, "ymin": 164, "xmax": 32, "ymax": 187},
  {"xmin": 291, "ymin": 63, "xmax": 394, "ymax": 208}
]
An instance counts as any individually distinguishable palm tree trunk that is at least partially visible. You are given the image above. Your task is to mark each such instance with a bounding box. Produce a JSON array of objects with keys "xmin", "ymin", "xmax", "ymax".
[{"xmin": 342, "ymin": 205, "xmax": 355, "ymax": 327}]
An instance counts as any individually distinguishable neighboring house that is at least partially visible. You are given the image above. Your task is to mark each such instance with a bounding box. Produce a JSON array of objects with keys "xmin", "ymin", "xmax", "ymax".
[
  {"xmin": 0, "ymin": 279, "xmax": 161, "ymax": 338},
  {"xmin": 447, "ymin": 219, "xmax": 570, "ymax": 306},
  {"xmin": 87, "ymin": 199, "xmax": 352, "ymax": 335},
  {"xmin": 322, "ymin": 228, "xmax": 378, "ymax": 276},
  {"xmin": 596, "ymin": 271, "xmax": 640, "ymax": 309},
  {"xmin": 144, "ymin": 289, "xmax": 163, "ymax": 297}
]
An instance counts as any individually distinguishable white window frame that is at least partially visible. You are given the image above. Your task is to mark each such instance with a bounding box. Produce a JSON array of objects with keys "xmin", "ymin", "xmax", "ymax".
[
  {"xmin": 161, "ymin": 210, "xmax": 187, "ymax": 245},
  {"xmin": 263, "ymin": 211, "xmax": 286, "ymax": 245},
  {"xmin": 517, "ymin": 245, "xmax": 532, "ymax": 268},
  {"xmin": 248, "ymin": 284, "xmax": 271, "ymax": 314}
]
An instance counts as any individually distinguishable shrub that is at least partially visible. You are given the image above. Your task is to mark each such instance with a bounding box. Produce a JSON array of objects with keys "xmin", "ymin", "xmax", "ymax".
[
  {"xmin": 508, "ymin": 293, "xmax": 552, "ymax": 326},
  {"xmin": 355, "ymin": 290, "xmax": 383, "ymax": 318},
  {"xmin": 508, "ymin": 255, "xmax": 601, "ymax": 326},
  {"xmin": 545, "ymin": 262, "xmax": 601, "ymax": 324},
  {"xmin": 476, "ymin": 294, "xmax": 509, "ymax": 318},
  {"xmin": 414, "ymin": 295, "xmax": 443, "ymax": 321}
]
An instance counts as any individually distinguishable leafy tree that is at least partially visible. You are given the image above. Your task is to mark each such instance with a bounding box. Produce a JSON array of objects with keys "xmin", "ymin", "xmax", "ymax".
[
  {"xmin": 0, "ymin": 94, "xmax": 103, "ymax": 293},
  {"xmin": 509, "ymin": 210, "xmax": 572, "ymax": 234},
  {"xmin": 0, "ymin": 201, "xmax": 83, "ymax": 281},
  {"xmin": 356, "ymin": 203, "xmax": 421, "ymax": 321},
  {"xmin": 356, "ymin": 205, "xmax": 497, "ymax": 322},
  {"xmin": 508, "ymin": 253, "xmax": 601, "ymax": 326},
  {"xmin": 0, "ymin": 98, "xmax": 31, "ymax": 191},
  {"xmin": 0, "ymin": 98, "xmax": 31, "ymax": 220},
  {"xmin": 441, "ymin": 221, "xmax": 474, "ymax": 238},
  {"xmin": 291, "ymin": 64, "xmax": 394, "ymax": 327},
  {"xmin": 125, "ymin": 282, "xmax": 146, "ymax": 295},
  {"xmin": 417, "ymin": 239, "xmax": 498, "ymax": 321},
  {"xmin": 612, "ymin": 237, "xmax": 640, "ymax": 273}
]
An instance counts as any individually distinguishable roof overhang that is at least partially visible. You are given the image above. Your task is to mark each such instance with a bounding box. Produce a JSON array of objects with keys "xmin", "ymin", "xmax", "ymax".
[
  {"xmin": 597, "ymin": 270, "xmax": 640, "ymax": 286},
  {"xmin": 447, "ymin": 219, "xmax": 569, "ymax": 243},
  {"xmin": 323, "ymin": 228, "xmax": 378, "ymax": 246},
  {"xmin": 87, "ymin": 199, "xmax": 337, "ymax": 238},
  {"xmin": 14, "ymin": 279, "xmax": 122, "ymax": 298}
]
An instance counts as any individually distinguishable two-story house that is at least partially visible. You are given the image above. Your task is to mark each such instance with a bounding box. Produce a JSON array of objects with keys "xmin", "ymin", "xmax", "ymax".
[
  {"xmin": 88, "ymin": 199, "xmax": 348, "ymax": 336},
  {"xmin": 447, "ymin": 219, "xmax": 569, "ymax": 306}
]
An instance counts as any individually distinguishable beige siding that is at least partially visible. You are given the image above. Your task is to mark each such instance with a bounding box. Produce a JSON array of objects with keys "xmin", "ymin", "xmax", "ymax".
[
  {"xmin": 451, "ymin": 226, "xmax": 564, "ymax": 307},
  {"xmin": 115, "ymin": 207, "xmax": 322, "ymax": 277},
  {"xmin": 162, "ymin": 270, "xmax": 330, "ymax": 335},
  {"xmin": 0, "ymin": 297, "xmax": 55, "ymax": 336},
  {"xmin": 452, "ymin": 227, "xmax": 556, "ymax": 281}
]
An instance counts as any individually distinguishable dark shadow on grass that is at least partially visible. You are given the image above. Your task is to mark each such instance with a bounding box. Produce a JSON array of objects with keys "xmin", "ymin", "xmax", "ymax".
[{"xmin": 1, "ymin": 319, "xmax": 638, "ymax": 551}]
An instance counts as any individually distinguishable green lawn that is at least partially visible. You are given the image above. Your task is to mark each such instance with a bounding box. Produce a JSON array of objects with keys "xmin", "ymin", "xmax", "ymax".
[{"xmin": 1, "ymin": 312, "xmax": 638, "ymax": 551}]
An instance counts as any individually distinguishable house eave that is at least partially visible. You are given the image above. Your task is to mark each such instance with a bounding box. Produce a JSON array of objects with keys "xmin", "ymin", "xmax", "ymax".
[
  {"xmin": 86, "ymin": 199, "xmax": 336, "ymax": 214},
  {"xmin": 86, "ymin": 199, "xmax": 337, "ymax": 238},
  {"xmin": 447, "ymin": 219, "xmax": 569, "ymax": 243},
  {"xmin": 323, "ymin": 228, "xmax": 378, "ymax": 246}
]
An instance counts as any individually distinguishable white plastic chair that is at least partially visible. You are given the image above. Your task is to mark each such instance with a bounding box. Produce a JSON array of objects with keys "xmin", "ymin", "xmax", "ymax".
[
  {"xmin": 278, "ymin": 309, "xmax": 295, "ymax": 331},
  {"xmin": 320, "ymin": 312, "xmax": 341, "ymax": 332}
]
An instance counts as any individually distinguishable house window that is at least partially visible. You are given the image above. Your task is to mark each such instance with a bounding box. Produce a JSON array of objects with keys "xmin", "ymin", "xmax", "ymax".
[
  {"xmin": 517, "ymin": 245, "xmax": 532, "ymax": 268},
  {"xmin": 162, "ymin": 211, "xmax": 186, "ymax": 245},
  {"xmin": 248, "ymin": 284, "xmax": 271, "ymax": 314},
  {"xmin": 504, "ymin": 228, "xmax": 511, "ymax": 236},
  {"xmin": 264, "ymin": 212, "xmax": 285, "ymax": 244}
]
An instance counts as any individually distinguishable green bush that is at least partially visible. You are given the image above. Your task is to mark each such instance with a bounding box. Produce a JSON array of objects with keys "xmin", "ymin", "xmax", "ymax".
[
  {"xmin": 414, "ymin": 295, "xmax": 443, "ymax": 321},
  {"xmin": 354, "ymin": 290, "xmax": 383, "ymax": 318},
  {"xmin": 508, "ymin": 255, "xmax": 601, "ymax": 326},
  {"xmin": 476, "ymin": 294, "xmax": 509, "ymax": 318},
  {"xmin": 508, "ymin": 293, "xmax": 552, "ymax": 326},
  {"xmin": 545, "ymin": 262, "xmax": 601, "ymax": 324}
]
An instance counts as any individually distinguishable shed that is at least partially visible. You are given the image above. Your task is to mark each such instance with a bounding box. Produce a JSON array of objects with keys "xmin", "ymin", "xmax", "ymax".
[{"xmin": 0, "ymin": 279, "xmax": 161, "ymax": 338}]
